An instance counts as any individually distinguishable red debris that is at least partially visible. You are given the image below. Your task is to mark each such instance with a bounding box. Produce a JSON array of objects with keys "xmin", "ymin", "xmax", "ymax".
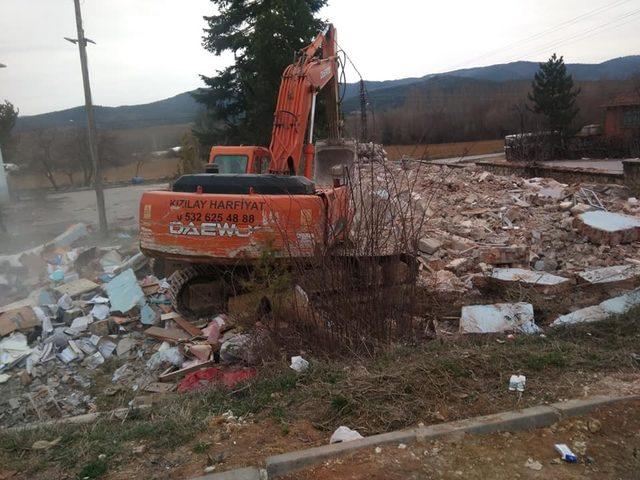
[{"xmin": 177, "ymin": 367, "xmax": 257, "ymax": 393}]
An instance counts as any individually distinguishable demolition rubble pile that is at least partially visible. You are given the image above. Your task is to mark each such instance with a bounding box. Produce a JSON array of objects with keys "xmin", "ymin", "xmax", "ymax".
[
  {"xmin": 0, "ymin": 225, "xmax": 255, "ymax": 428},
  {"xmin": 352, "ymin": 153, "xmax": 640, "ymax": 327}
]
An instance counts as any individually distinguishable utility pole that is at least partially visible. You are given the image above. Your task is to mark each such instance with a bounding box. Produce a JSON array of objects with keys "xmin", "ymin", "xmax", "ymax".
[
  {"xmin": 0, "ymin": 63, "xmax": 10, "ymax": 207},
  {"xmin": 70, "ymin": 0, "xmax": 108, "ymax": 234}
]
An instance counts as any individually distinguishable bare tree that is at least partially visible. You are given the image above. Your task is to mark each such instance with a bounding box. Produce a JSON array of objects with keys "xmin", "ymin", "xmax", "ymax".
[{"xmin": 32, "ymin": 129, "xmax": 59, "ymax": 190}]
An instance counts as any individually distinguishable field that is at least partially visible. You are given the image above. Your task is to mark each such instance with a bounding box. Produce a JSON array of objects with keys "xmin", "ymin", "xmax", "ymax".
[{"xmin": 8, "ymin": 139, "xmax": 503, "ymax": 190}]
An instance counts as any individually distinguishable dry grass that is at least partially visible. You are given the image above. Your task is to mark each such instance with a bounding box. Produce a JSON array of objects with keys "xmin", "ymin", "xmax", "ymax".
[{"xmin": 1, "ymin": 311, "xmax": 638, "ymax": 478}]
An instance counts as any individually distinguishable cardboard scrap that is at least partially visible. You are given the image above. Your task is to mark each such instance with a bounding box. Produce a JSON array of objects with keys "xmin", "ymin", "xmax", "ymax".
[
  {"xmin": 144, "ymin": 326, "xmax": 191, "ymax": 343},
  {"xmin": 0, "ymin": 307, "xmax": 40, "ymax": 337}
]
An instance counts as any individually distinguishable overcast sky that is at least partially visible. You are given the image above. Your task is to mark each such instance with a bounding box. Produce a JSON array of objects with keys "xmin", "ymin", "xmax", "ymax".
[{"xmin": 1, "ymin": 0, "xmax": 639, "ymax": 115}]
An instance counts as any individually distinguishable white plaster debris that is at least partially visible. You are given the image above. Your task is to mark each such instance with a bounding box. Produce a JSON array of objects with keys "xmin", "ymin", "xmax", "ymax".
[
  {"xmin": 489, "ymin": 268, "xmax": 570, "ymax": 287},
  {"xmin": 578, "ymin": 211, "xmax": 640, "ymax": 233},
  {"xmin": 578, "ymin": 264, "xmax": 640, "ymax": 285},
  {"xmin": 551, "ymin": 288, "xmax": 640, "ymax": 327},
  {"xmin": 460, "ymin": 302, "xmax": 540, "ymax": 334}
]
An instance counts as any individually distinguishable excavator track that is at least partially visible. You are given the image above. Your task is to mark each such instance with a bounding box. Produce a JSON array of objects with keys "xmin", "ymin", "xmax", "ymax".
[
  {"xmin": 166, "ymin": 252, "xmax": 418, "ymax": 319},
  {"xmin": 168, "ymin": 264, "xmax": 228, "ymax": 318}
]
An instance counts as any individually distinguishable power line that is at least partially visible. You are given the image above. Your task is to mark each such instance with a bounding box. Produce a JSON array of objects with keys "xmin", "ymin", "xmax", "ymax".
[
  {"xmin": 446, "ymin": 0, "xmax": 633, "ymax": 71},
  {"xmin": 511, "ymin": 7, "xmax": 640, "ymax": 61}
]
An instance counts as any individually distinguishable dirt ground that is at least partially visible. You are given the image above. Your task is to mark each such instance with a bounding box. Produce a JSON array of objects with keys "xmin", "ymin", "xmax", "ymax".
[{"xmin": 286, "ymin": 399, "xmax": 640, "ymax": 480}]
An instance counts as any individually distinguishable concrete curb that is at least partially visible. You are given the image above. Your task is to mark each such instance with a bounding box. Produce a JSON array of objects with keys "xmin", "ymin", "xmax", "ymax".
[
  {"xmin": 191, "ymin": 467, "xmax": 267, "ymax": 480},
  {"xmin": 193, "ymin": 393, "xmax": 638, "ymax": 479}
]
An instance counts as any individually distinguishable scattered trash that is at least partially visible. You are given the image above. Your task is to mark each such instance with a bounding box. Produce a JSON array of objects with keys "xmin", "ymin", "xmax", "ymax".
[
  {"xmin": 555, "ymin": 443, "xmax": 578, "ymax": 463},
  {"xmin": 146, "ymin": 347, "xmax": 184, "ymax": 370},
  {"xmin": 524, "ymin": 458, "xmax": 543, "ymax": 471},
  {"xmin": 177, "ymin": 366, "xmax": 257, "ymax": 393},
  {"xmin": 105, "ymin": 269, "xmax": 145, "ymax": 313},
  {"xmin": 290, "ymin": 355, "xmax": 309, "ymax": 373},
  {"xmin": 460, "ymin": 303, "xmax": 539, "ymax": 334},
  {"xmin": 330, "ymin": 426, "xmax": 363, "ymax": 444},
  {"xmin": 31, "ymin": 437, "xmax": 62, "ymax": 451},
  {"xmin": 508, "ymin": 374, "xmax": 526, "ymax": 392},
  {"xmin": 220, "ymin": 334, "xmax": 251, "ymax": 363}
]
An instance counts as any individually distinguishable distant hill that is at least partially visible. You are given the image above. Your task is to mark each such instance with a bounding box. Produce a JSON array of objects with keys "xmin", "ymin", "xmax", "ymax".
[
  {"xmin": 17, "ymin": 55, "xmax": 640, "ymax": 131},
  {"xmin": 16, "ymin": 91, "xmax": 200, "ymax": 132}
]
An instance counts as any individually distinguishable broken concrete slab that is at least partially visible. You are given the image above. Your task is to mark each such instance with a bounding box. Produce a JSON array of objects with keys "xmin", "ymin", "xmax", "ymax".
[
  {"xmin": 105, "ymin": 269, "xmax": 145, "ymax": 313},
  {"xmin": 418, "ymin": 237, "xmax": 442, "ymax": 255},
  {"xmin": 487, "ymin": 268, "xmax": 572, "ymax": 294},
  {"xmin": 460, "ymin": 302, "xmax": 539, "ymax": 334},
  {"xmin": 574, "ymin": 210, "xmax": 640, "ymax": 245},
  {"xmin": 551, "ymin": 288, "xmax": 640, "ymax": 327},
  {"xmin": 577, "ymin": 264, "xmax": 640, "ymax": 289},
  {"xmin": 54, "ymin": 279, "xmax": 99, "ymax": 298}
]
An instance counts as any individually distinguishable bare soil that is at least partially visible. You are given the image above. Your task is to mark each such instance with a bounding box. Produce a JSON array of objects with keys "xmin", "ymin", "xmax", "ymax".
[{"xmin": 285, "ymin": 399, "xmax": 640, "ymax": 480}]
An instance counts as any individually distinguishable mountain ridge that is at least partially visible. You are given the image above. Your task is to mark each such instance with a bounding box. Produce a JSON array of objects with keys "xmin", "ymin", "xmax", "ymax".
[{"xmin": 17, "ymin": 55, "xmax": 640, "ymax": 131}]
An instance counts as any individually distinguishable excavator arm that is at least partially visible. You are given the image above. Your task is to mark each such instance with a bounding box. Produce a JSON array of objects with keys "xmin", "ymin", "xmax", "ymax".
[{"xmin": 268, "ymin": 24, "xmax": 340, "ymax": 177}]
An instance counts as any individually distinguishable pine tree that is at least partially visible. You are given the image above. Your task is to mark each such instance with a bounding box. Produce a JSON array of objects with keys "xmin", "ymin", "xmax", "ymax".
[
  {"xmin": 193, "ymin": 0, "xmax": 327, "ymax": 148},
  {"xmin": 528, "ymin": 54, "xmax": 580, "ymax": 133}
]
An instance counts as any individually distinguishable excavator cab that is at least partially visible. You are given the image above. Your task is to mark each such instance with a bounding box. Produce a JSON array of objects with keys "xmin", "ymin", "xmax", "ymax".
[{"xmin": 205, "ymin": 146, "xmax": 271, "ymax": 175}]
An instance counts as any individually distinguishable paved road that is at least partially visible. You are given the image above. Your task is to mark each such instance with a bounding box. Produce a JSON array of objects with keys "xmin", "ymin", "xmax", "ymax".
[
  {"xmin": 0, "ymin": 182, "xmax": 167, "ymax": 254},
  {"xmin": 543, "ymin": 159, "xmax": 624, "ymax": 173},
  {"xmin": 429, "ymin": 152, "xmax": 505, "ymax": 165}
]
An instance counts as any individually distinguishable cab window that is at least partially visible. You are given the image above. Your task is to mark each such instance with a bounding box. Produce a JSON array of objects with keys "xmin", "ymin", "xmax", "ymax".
[
  {"xmin": 252, "ymin": 156, "xmax": 271, "ymax": 173},
  {"xmin": 214, "ymin": 155, "xmax": 248, "ymax": 174}
]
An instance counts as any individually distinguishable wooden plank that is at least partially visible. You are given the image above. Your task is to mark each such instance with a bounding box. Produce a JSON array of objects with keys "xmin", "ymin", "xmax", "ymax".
[
  {"xmin": 171, "ymin": 314, "xmax": 202, "ymax": 337},
  {"xmin": 158, "ymin": 360, "xmax": 215, "ymax": 382},
  {"xmin": 55, "ymin": 279, "xmax": 99, "ymax": 297},
  {"xmin": 144, "ymin": 382, "xmax": 177, "ymax": 393},
  {"xmin": 143, "ymin": 326, "xmax": 191, "ymax": 343}
]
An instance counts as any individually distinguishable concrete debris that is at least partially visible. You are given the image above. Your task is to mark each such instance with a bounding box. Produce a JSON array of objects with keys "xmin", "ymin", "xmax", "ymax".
[
  {"xmin": 290, "ymin": 355, "xmax": 309, "ymax": 373},
  {"xmin": 551, "ymin": 288, "xmax": 640, "ymax": 327},
  {"xmin": 574, "ymin": 210, "xmax": 640, "ymax": 245},
  {"xmin": 0, "ymin": 223, "xmax": 257, "ymax": 428},
  {"xmin": 460, "ymin": 303, "xmax": 539, "ymax": 334},
  {"xmin": 577, "ymin": 264, "xmax": 640, "ymax": 288},
  {"xmin": 487, "ymin": 268, "xmax": 572, "ymax": 294},
  {"xmin": 418, "ymin": 237, "xmax": 442, "ymax": 255}
]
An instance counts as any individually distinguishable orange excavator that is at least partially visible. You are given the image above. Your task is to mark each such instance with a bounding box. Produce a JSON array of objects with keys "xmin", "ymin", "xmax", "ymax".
[{"xmin": 139, "ymin": 24, "xmax": 358, "ymax": 315}]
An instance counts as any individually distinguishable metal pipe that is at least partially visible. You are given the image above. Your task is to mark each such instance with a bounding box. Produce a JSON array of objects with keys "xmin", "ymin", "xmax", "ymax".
[{"xmin": 308, "ymin": 92, "xmax": 317, "ymax": 145}]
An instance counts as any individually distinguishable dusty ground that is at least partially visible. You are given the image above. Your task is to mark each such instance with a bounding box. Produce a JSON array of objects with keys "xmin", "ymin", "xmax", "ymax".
[
  {"xmin": 287, "ymin": 399, "xmax": 640, "ymax": 480},
  {"xmin": 0, "ymin": 182, "xmax": 167, "ymax": 254}
]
